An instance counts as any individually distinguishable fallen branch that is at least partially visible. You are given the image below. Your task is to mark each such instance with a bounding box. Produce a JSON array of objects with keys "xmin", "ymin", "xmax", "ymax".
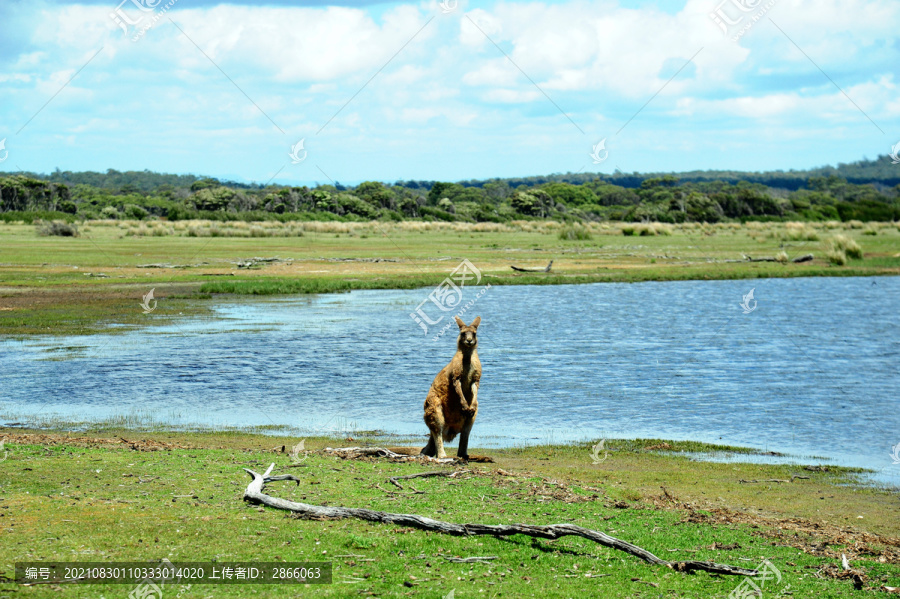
[
  {"xmin": 510, "ymin": 260, "xmax": 553, "ymax": 273},
  {"xmin": 243, "ymin": 464, "xmax": 758, "ymax": 577},
  {"xmin": 325, "ymin": 446, "xmax": 456, "ymax": 464},
  {"xmin": 741, "ymin": 255, "xmax": 778, "ymax": 262},
  {"xmin": 444, "ymin": 556, "xmax": 498, "ymax": 563},
  {"xmin": 263, "ymin": 473, "xmax": 303, "ymax": 485},
  {"xmin": 230, "ymin": 257, "xmax": 293, "ymax": 269},
  {"xmin": 137, "ymin": 262, "xmax": 207, "ymax": 269},
  {"xmin": 721, "ymin": 254, "xmax": 814, "ymax": 264},
  {"xmin": 376, "ymin": 483, "xmax": 424, "ymax": 496},
  {"xmin": 389, "ymin": 470, "xmax": 469, "ymax": 490},
  {"xmin": 327, "ymin": 446, "xmax": 411, "ymax": 458},
  {"xmin": 738, "ymin": 476, "xmax": 810, "ymax": 484}
]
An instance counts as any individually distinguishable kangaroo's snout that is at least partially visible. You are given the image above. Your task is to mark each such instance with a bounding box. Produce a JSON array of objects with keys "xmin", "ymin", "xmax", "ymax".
[{"xmin": 460, "ymin": 331, "xmax": 477, "ymax": 348}]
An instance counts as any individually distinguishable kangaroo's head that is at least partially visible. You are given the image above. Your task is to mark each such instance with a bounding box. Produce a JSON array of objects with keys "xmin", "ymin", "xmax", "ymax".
[{"xmin": 455, "ymin": 316, "xmax": 480, "ymax": 352}]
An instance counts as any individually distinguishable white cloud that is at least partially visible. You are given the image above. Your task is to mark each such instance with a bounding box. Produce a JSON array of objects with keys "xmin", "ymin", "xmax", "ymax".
[
  {"xmin": 459, "ymin": 8, "xmax": 503, "ymax": 47},
  {"xmin": 482, "ymin": 88, "xmax": 541, "ymax": 103},
  {"xmin": 461, "ymin": 59, "xmax": 519, "ymax": 87},
  {"xmin": 1, "ymin": 0, "xmax": 897, "ymax": 180},
  {"xmin": 157, "ymin": 4, "xmax": 433, "ymax": 83},
  {"xmin": 671, "ymin": 74, "xmax": 899, "ymax": 123},
  {"xmin": 456, "ymin": 1, "xmax": 737, "ymax": 99},
  {"xmin": 0, "ymin": 73, "xmax": 32, "ymax": 83}
]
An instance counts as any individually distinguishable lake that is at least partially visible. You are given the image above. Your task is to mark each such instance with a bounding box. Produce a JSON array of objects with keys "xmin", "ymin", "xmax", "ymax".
[{"xmin": 2, "ymin": 276, "xmax": 898, "ymax": 485}]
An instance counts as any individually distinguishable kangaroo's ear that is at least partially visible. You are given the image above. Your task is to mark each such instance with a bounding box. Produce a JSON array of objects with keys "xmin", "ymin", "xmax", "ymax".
[
  {"xmin": 455, "ymin": 316, "xmax": 465, "ymax": 328},
  {"xmin": 471, "ymin": 316, "xmax": 481, "ymax": 329}
]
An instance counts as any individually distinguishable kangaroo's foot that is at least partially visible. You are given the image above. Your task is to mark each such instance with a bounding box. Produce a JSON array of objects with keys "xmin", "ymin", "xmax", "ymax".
[
  {"xmin": 435, "ymin": 441, "xmax": 447, "ymax": 460},
  {"xmin": 424, "ymin": 430, "xmax": 447, "ymax": 459},
  {"xmin": 457, "ymin": 430, "xmax": 471, "ymax": 461},
  {"xmin": 420, "ymin": 436, "xmax": 436, "ymax": 457}
]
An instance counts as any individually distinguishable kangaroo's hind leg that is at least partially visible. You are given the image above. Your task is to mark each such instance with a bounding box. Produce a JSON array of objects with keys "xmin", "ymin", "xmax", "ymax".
[
  {"xmin": 458, "ymin": 413, "xmax": 478, "ymax": 460},
  {"xmin": 423, "ymin": 390, "xmax": 449, "ymax": 459},
  {"xmin": 432, "ymin": 427, "xmax": 447, "ymax": 459},
  {"xmin": 421, "ymin": 435, "xmax": 436, "ymax": 457}
]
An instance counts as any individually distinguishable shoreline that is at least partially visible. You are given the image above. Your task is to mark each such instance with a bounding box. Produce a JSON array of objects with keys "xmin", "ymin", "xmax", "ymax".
[
  {"xmin": 2, "ymin": 421, "xmax": 895, "ymax": 490},
  {"xmin": 2, "ymin": 219, "xmax": 898, "ymax": 335},
  {"xmin": 2, "ymin": 269, "xmax": 898, "ymax": 337}
]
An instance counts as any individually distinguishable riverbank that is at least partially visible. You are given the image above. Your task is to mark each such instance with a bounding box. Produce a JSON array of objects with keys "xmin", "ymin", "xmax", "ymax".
[
  {"xmin": 1, "ymin": 219, "xmax": 898, "ymax": 336},
  {"xmin": 0, "ymin": 429, "xmax": 898, "ymax": 598}
]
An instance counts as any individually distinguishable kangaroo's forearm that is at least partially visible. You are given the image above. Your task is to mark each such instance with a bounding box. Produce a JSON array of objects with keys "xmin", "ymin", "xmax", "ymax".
[
  {"xmin": 471, "ymin": 382, "xmax": 478, "ymax": 404},
  {"xmin": 454, "ymin": 380, "xmax": 469, "ymax": 410}
]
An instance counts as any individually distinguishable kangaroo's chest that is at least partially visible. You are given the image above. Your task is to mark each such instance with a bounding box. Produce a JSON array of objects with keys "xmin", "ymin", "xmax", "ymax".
[{"xmin": 454, "ymin": 358, "xmax": 481, "ymax": 388}]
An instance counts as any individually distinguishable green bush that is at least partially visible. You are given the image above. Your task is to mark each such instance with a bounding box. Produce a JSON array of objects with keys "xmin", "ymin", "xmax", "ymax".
[
  {"xmin": 0, "ymin": 210, "xmax": 76, "ymax": 224},
  {"xmin": 419, "ymin": 206, "xmax": 457, "ymax": 222},
  {"xmin": 124, "ymin": 204, "xmax": 149, "ymax": 219},
  {"xmin": 100, "ymin": 206, "xmax": 119, "ymax": 219},
  {"xmin": 37, "ymin": 220, "xmax": 79, "ymax": 237},
  {"xmin": 558, "ymin": 224, "xmax": 592, "ymax": 240},
  {"xmin": 167, "ymin": 205, "xmax": 197, "ymax": 221}
]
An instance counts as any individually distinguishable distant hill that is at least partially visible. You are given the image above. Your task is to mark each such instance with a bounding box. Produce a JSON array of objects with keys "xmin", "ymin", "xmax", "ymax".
[
  {"xmin": 10, "ymin": 154, "xmax": 900, "ymax": 194},
  {"xmin": 454, "ymin": 155, "xmax": 900, "ymax": 191}
]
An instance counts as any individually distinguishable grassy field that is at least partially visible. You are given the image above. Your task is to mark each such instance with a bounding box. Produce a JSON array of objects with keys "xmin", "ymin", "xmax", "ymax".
[
  {"xmin": 1, "ymin": 430, "xmax": 898, "ymax": 598},
  {"xmin": 3, "ymin": 220, "xmax": 899, "ymax": 596},
  {"xmin": 1, "ymin": 218, "xmax": 899, "ymax": 335}
]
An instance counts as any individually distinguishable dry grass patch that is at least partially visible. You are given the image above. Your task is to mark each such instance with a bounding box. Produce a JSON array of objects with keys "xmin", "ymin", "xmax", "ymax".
[
  {"xmin": 784, "ymin": 221, "xmax": 820, "ymax": 241},
  {"xmin": 825, "ymin": 234, "xmax": 864, "ymax": 264}
]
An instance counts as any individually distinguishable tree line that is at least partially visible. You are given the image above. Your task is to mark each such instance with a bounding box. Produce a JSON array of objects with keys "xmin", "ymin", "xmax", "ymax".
[{"xmin": 1, "ymin": 155, "xmax": 898, "ymax": 223}]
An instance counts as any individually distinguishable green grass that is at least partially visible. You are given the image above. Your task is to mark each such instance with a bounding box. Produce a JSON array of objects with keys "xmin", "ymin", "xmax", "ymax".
[
  {"xmin": 1, "ymin": 430, "xmax": 898, "ymax": 598},
  {"xmin": 1, "ymin": 220, "xmax": 898, "ymax": 335},
  {"xmin": 198, "ymin": 275, "xmax": 445, "ymax": 295}
]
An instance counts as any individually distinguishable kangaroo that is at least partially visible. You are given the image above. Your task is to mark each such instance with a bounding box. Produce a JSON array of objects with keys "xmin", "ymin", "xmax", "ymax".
[{"xmin": 421, "ymin": 316, "xmax": 481, "ymax": 460}]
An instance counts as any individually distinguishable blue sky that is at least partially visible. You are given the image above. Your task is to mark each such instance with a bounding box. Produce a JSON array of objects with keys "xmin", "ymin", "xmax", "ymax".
[{"xmin": 1, "ymin": 0, "xmax": 898, "ymax": 186}]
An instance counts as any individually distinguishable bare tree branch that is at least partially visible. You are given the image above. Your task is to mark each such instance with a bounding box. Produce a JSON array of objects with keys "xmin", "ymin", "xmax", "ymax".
[{"xmin": 243, "ymin": 464, "xmax": 758, "ymax": 577}]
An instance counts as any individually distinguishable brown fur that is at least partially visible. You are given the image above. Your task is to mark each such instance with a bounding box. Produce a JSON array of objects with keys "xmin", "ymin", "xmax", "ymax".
[{"xmin": 421, "ymin": 316, "xmax": 482, "ymax": 459}]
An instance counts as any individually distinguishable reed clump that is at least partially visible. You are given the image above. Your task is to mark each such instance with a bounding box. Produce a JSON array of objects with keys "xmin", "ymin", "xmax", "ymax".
[
  {"xmin": 558, "ymin": 224, "xmax": 593, "ymax": 240},
  {"xmin": 824, "ymin": 234, "xmax": 863, "ymax": 264}
]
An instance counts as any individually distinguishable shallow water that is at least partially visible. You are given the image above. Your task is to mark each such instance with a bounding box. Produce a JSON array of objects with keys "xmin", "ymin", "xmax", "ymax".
[{"xmin": 2, "ymin": 276, "xmax": 898, "ymax": 484}]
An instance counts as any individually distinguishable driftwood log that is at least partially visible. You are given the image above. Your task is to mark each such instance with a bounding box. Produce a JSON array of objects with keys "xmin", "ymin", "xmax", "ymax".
[
  {"xmin": 510, "ymin": 260, "xmax": 553, "ymax": 273},
  {"xmin": 326, "ymin": 446, "xmax": 410, "ymax": 459},
  {"xmin": 389, "ymin": 470, "xmax": 468, "ymax": 489},
  {"xmin": 446, "ymin": 556, "xmax": 498, "ymax": 563},
  {"xmin": 243, "ymin": 464, "xmax": 758, "ymax": 577},
  {"xmin": 739, "ymin": 476, "xmax": 810, "ymax": 484},
  {"xmin": 324, "ymin": 446, "xmax": 456, "ymax": 463},
  {"xmin": 744, "ymin": 255, "xmax": 776, "ymax": 262},
  {"xmin": 721, "ymin": 253, "xmax": 814, "ymax": 264},
  {"xmin": 325, "ymin": 446, "xmax": 494, "ymax": 464}
]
